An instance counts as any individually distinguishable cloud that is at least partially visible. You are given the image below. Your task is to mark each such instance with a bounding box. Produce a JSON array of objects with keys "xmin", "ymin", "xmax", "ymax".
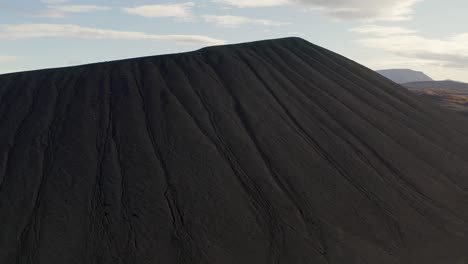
[
  {"xmin": 296, "ymin": 0, "xmax": 422, "ymax": 21},
  {"xmin": 123, "ymin": 3, "xmax": 194, "ymax": 20},
  {"xmin": 48, "ymin": 5, "xmax": 110, "ymax": 13},
  {"xmin": 350, "ymin": 25, "xmax": 417, "ymax": 36},
  {"xmin": 0, "ymin": 24, "xmax": 225, "ymax": 45},
  {"xmin": 0, "ymin": 55, "xmax": 17, "ymax": 63},
  {"xmin": 34, "ymin": 5, "xmax": 110, "ymax": 18},
  {"xmin": 213, "ymin": 0, "xmax": 422, "ymax": 21},
  {"xmin": 33, "ymin": 10, "xmax": 69, "ymax": 18},
  {"xmin": 203, "ymin": 15, "xmax": 289, "ymax": 27},
  {"xmin": 40, "ymin": 0, "xmax": 69, "ymax": 3},
  {"xmin": 212, "ymin": 0, "xmax": 288, "ymax": 7},
  {"xmin": 352, "ymin": 25, "xmax": 468, "ymax": 68}
]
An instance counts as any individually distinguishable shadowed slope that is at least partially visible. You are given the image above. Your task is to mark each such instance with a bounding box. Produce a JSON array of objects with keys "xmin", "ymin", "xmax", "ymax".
[{"xmin": 1, "ymin": 37, "xmax": 468, "ymax": 263}]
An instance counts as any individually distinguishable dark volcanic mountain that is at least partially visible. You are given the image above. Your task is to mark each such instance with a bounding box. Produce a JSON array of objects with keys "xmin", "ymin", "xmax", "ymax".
[
  {"xmin": 1, "ymin": 37, "xmax": 468, "ymax": 264},
  {"xmin": 377, "ymin": 69, "xmax": 433, "ymax": 84},
  {"xmin": 405, "ymin": 81, "xmax": 468, "ymax": 115}
]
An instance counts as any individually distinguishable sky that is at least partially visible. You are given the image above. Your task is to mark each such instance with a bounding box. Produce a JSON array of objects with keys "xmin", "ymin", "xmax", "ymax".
[{"xmin": 1, "ymin": 0, "xmax": 468, "ymax": 81}]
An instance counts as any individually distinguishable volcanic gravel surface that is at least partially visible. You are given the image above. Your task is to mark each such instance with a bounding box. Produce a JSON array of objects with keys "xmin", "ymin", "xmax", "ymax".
[{"xmin": 1, "ymin": 37, "xmax": 468, "ymax": 263}]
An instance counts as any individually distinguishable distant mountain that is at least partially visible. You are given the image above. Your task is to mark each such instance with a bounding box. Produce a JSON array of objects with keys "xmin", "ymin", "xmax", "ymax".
[
  {"xmin": 377, "ymin": 69, "xmax": 433, "ymax": 84},
  {"xmin": 404, "ymin": 80, "xmax": 468, "ymax": 115}
]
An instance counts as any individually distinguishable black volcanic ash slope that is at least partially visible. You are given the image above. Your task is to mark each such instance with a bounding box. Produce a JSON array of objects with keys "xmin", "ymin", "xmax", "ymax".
[{"xmin": 1, "ymin": 38, "xmax": 468, "ymax": 264}]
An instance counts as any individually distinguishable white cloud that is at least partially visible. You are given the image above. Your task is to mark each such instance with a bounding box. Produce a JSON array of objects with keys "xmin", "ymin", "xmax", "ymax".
[
  {"xmin": 123, "ymin": 3, "xmax": 195, "ymax": 20},
  {"xmin": 203, "ymin": 15, "xmax": 289, "ymax": 27},
  {"xmin": 0, "ymin": 24, "xmax": 225, "ymax": 45},
  {"xmin": 352, "ymin": 25, "xmax": 468, "ymax": 68},
  {"xmin": 33, "ymin": 10, "xmax": 68, "ymax": 18},
  {"xmin": 213, "ymin": 0, "xmax": 423, "ymax": 21},
  {"xmin": 0, "ymin": 55, "xmax": 17, "ymax": 63},
  {"xmin": 212, "ymin": 0, "xmax": 288, "ymax": 7},
  {"xmin": 49, "ymin": 5, "xmax": 110, "ymax": 13},
  {"xmin": 299, "ymin": 0, "xmax": 422, "ymax": 21},
  {"xmin": 34, "ymin": 5, "xmax": 110, "ymax": 18},
  {"xmin": 40, "ymin": 0, "xmax": 69, "ymax": 3},
  {"xmin": 350, "ymin": 25, "xmax": 417, "ymax": 36}
]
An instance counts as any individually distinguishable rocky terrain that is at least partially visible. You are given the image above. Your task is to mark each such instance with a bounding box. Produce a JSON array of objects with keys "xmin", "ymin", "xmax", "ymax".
[{"xmin": 405, "ymin": 81, "xmax": 468, "ymax": 115}]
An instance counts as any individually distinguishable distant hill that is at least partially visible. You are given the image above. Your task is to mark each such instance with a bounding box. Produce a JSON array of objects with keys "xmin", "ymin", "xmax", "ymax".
[
  {"xmin": 404, "ymin": 80, "xmax": 468, "ymax": 115},
  {"xmin": 405, "ymin": 80, "xmax": 468, "ymax": 92},
  {"xmin": 377, "ymin": 69, "xmax": 433, "ymax": 83}
]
